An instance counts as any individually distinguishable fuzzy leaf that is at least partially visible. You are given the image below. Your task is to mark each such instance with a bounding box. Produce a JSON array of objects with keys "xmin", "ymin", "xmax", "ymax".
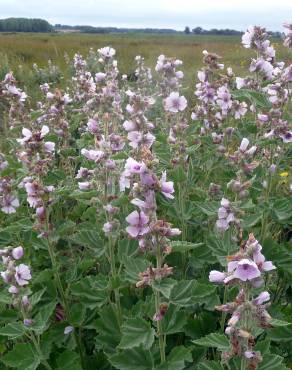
[
  {"xmin": 1, "ymin": 343, "xmax": 40, "ymax": 370},
  {"xmin": 109, "ymin": 347, "xmax": 154, "ymax": 370},
  {"xmin": 119, "ymin": 318, "xmax": 154, "ymax": 349},
  {"xmin": 193, "ymin": 333, "xmax": 229, "ymax": 350}
]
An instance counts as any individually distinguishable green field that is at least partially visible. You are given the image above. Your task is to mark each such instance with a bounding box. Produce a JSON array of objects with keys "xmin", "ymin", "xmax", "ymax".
[{"xmin": 0, "ymin": 32, "xmax": 290, "ymax": 90}]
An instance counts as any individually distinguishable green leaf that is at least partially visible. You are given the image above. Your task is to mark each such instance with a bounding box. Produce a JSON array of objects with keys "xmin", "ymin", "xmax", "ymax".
[
  {"xmin": 207, "ymin": 231, "xmax": 237, "ymax": 266},
  {"xmin": 31, "ymin": 302, "xmax": 56, "ymax": 334},
  {"xmin": 269, "ymin": 319, "xmax": 292, "ymax": 327},
  {"xmin": 152, "ymin": 278, "xmax": 177, "ymax": 299},
  {"xmin": 156, "ymin": 346, "xmax": 192, "ymax": 370},
  {"xmin": 1, "ymin": 343, "xmax": 40, "ymax": 370},
  {"xmin": 29, "ymin": 288, "xmax": 46, "ymax": 306},
  {"xmin": 162, "ymin": 305, "xmax": 187, "ymax": 335},
  {"xmin": 169, "ymin": 280, "xmax": 194, "ymax": 306},
  {"xmin": 118, "ymin": 239, "xmax": 138, "ymax": 260},
  {"xmin": 71, "ymin": 276, "xmax": 108, "ymax": 309},
  {"xmin": 272, "ymin": 199, "xmax": 292, "ymax": 222},
  {"xmin": 193, "ymin": 333, "xmax": 229, "ymax": 350},
  {"xmin": 171, "ymin": 165, "xmax": 187, "ymax": 182},
  {"xmin": 258, "ymin": 354, "xmax": 289, "ymax": 370},
  {"xmin": 119, "ymin": 318, "xmax": 155, "ymax": 349},
  {"xmin": 195, "ymin": 201, "xmax": 219, "ymax": 216},
  {"xmin": 268, "ymin": 325, "xmax": 292, "ymax": 342},
  {"xmin": 169, "ymin": 241, "xmax": 204, "ymax": 253},
  {"xmin": 0, "ymin": 322, "xmax": 26, "ymax": 338},
  {"xmin": 242, "ymin": 212, "xmax": 263, "ymax": 228},
  {"xmin": 95, "ymin": 305, "xmax": 121, "ymax": 350},
  {"xmin": 232, "ymin": 89, "xmax": 272, "ymax": 109},
  {"xmin": 109, "ymin": 347, "xmax": 154, "ymax": 370},
  {"xmin": 123, "ymin": 256, "xmax": 149, "ymax": 284},
  {"xmin": 169, "ymin": 280, "xmax": 217, "ymax": 307},
  {"xmin": 57, "ymin": 350, "xmax": 82, "ymax": 370},
  {"xmin": 197, "ymin": 361, "xmax": 225, "ymax": 370},
  {"xmin": 70, "ymin": 229, "xmax": 104, "ymax": 257}
]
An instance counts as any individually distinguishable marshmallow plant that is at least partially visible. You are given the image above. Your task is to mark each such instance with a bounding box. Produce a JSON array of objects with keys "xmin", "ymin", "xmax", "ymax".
[
  {"xmin": 0, "ymin": 23, "xmax": 290, "ymax": 370},
  {"xmin": 209, "ymin": 234, "xmax": 277, "ymax": 369}
]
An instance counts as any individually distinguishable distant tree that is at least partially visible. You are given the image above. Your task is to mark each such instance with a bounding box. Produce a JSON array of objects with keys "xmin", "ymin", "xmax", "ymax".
[
  {"xmin": 0, "ymin": 18, "xmax": 53, "ymax": 33},
  {"xmin": 192, "ymin": 27, "xmax": 203, "ymax": 34},
  {"xmin": 184, "ymin": 26, "xmax": 191, "ymax": 34}
]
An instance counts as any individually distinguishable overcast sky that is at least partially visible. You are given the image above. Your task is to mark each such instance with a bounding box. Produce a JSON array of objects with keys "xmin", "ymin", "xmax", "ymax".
[{"xmin": 1, "ymin": 0, "xmax": 291, "ymax": 31}]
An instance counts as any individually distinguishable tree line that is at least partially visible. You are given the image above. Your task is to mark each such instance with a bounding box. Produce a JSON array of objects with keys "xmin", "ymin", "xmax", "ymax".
[
  {"xmin": 0, "ymin": 18, "xmax": 53, "ymax": 33},
  {"xmin": 184, "ymin": 26, "xmax": 282, "ymax": 38},
  {"xmin": 0, "ymin": 18, "xmax": 282, "ymax": 37}
]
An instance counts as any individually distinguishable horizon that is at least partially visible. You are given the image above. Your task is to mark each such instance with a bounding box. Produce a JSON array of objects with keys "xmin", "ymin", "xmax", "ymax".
[{"xmin": 0, "ymin": 0, "xmax": 291, "ymax": 32}]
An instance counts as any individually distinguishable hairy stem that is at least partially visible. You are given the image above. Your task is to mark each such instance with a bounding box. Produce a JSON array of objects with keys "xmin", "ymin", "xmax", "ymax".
[{"xmin": 155, "ymin": 239, "xmax": 166, "ymax": 364}]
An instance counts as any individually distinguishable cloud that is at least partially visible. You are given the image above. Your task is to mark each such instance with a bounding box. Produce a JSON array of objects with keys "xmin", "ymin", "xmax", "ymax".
[{"xmin": 1, "ymin": 0, "xmax": 291, "ymax": 30}]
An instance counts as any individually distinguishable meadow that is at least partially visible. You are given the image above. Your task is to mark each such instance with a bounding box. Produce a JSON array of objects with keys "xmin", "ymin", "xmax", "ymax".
[
  {"xmin": 0, "ymin": 28, "xmax": 291, "ymax": 370},
  {"xmin": 0, "ymin": 32, "xmax": 290, "ymax": 88}
]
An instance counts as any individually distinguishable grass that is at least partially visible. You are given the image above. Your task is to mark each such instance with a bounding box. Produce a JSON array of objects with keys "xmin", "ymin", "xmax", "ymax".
[{"xmin": 0, "ymin": 32, "xmax": 290, "ymax": 96}]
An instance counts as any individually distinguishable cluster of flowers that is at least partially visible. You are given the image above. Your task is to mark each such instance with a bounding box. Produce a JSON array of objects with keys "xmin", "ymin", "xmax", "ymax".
[
  {"xmin": 37, "ymin": 85, "xmax": 72, "ymax": 142},
  {"xmin": 192, "ymin": 50, "xmax": 248, "ymax": 137},
  {"xmin": 155, "ymin": 54, "xmax": 184, "ymax": 96},
  {"xmin": 134, "ymin": 55, "xmax": 153, "ymax": 91},
  {"xmin": 0, "ymin": 152, "xmax": 20, "ymax": 214},
  {"xmin": 240, "ymin": 25, "xmax": 292, "ymax": 144},
  {"xmin": 16, "ymin": 124, "xmax": 55, "ymax": 234},
  {"xmin": 0, "ymin": 246, "xmax": 33, "ymax": 325},
  {"xmin": 209, "ymin": 233, "xmax": 276, "ymax": 368},
  {"xmin": 0, "ymin": 72, "xmax": 27, "ymax": 128},
  {"xmin": 76, "ymin": 48, "xmax": 126, "ymax": 238}
]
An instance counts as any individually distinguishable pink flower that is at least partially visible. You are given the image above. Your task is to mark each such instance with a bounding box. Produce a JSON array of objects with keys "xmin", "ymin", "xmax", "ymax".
[
  {"xmin": 128, "ymin": 131, "xmax": 143, "ymax": 148},
  {"xmin": 233, "ymin": 259, "xmax": 261, "ymax": 281},
  {"xmin": 239, "ymin": 138, "xmax": 249, "ymax": 152},
  {"xmin": 209, "ymin": 270, "xmax": 226, "ymax": 283},
  {"xmin": 252, "ymin": 291, "xmax": 270, "ymax": 305},
  {"xmin": 217, "ymin": 86, "xmax": 232, "ymax": 113},
  {"xmin": 1, "ymin": 194, "xmax": 19, "ymax": 214},
  {"xmin": 78, "ymin": 182, "xmax": 91, "ymax": 190},
  {"xmin": 81, "ymin": 149, "xmax": 104, "ymax": 163},
  {"xmin": 40, "ymin": 125, "xmax": 50, "ymax": 138},
  {"xmin": 126, "ymin": 211, "xmax": 149, "ymax": 238},
  {"xmin": 87, "ymin": 119, "xmax": 100, "ymax": 134},
  {"xmin": 103, "ymin": 222, "xmax": 114, "ymax": 234},
  {"xmin": 123, "ymin": 120, "xmax": 137, "ymax": 132},
  {"xmin": 8, "ymin": 286, "xmax": 19, "ymax": 294},
  {"xmin": 98, "ymin": 47, "xmax": 116, "ymax": 58},
  {"xmin": 235, "ymin": 77, "xmax": 246, "ymax": 89},
  {"xmin": 124, "ymin": 158, "xmax": 146, "ymax": 175},
  {"xmin": 17, "ymin": 128, "xmax": 32, "ymax": 145},
  {"xmin": 164, "ymin": 92, "xmax": 187, "ymax": 113},
  {"xmin": 12, "ymin": 246, "xmax": 24, "ymax": 260},
  {"xmin": 64, "ymin": 326, "xmax": 74, "ymax": 335},
  {"xmin": 15, "ymin": 264, "xmax": 32, "ymax": 286},
  {"xmin": 258, "ymin": 114, "xmax": 269, "ymax": 123},
  {"xmin": 160, "ymin": 172, "xmax": 174, "ymax": 199},
  {"xmin": 242, "ymin": 26, "xmax": 255, "ymax": 48},
  {"xmin": 95, "ymin": 72, "xmax": 106, "ymax": 82},
  {"xmin": 44, "ymin": 141, "xmax": 55, "ymax": 153}
]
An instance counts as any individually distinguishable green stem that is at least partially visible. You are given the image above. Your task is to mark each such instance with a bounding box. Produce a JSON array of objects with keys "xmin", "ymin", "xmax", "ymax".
[
  {"xmin": 240, "ymin": 286, "xmax": 250, "ymax": 370},
  {"xmin": 260, "ymin": 146, "xmax": 274, "ymax": 242},
  {"xmin": 45, "ymin": 222, "xmax": 85, "ymax": 369},
  {"xmin": 108, "ymin": 236, "xmax": 122, "ymax": 326},
  {"xmin": 220, "ymin": 285, "xmax": 228, "ymax": 332},
  {"xmin": 30, "ymin": 333, "xmax": 53, "ymax": 370},
  {"xmin": 21, "ymin": 308, "xmax": 52, "ymax": 370},
  {"xmin": 155, "ymin": 239, "xmax": 166, "ymax": 364},
  {"xmin": 178, "ymin": 182, "xmax": 188, "ymax": 276}
]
